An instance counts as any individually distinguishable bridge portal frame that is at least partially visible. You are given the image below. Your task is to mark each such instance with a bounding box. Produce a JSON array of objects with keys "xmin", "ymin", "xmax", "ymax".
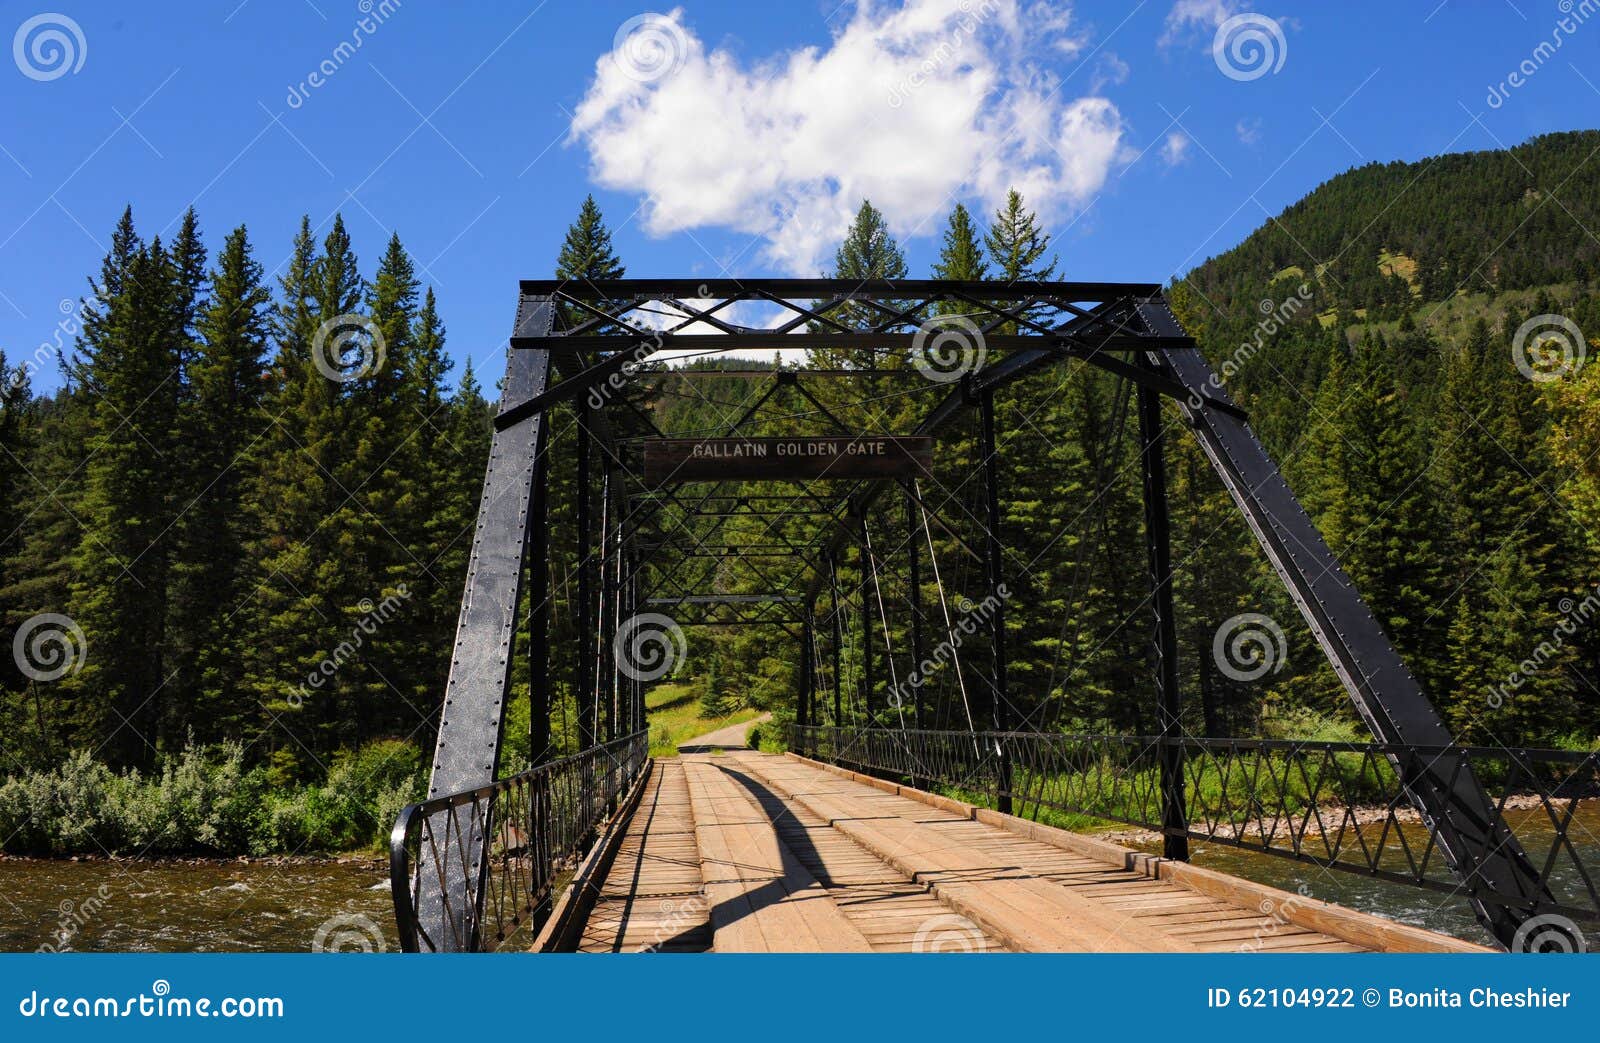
[{"xmin": 407, "ymin": 278, "xmax": 1547, "ymax": 952}]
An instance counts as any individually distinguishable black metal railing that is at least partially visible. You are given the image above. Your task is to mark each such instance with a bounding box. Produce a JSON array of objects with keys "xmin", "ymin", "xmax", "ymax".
[
  {"xmin": 789, "ymin": 724, "xmax": 1600, "ymax": 937},
  {"xmin": 390, "ymin": 730, "xmax": 649, "ymax": 952}
]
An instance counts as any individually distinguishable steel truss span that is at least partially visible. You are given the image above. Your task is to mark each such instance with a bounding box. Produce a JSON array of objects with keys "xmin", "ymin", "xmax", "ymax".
[{"xmin": 390, "ymin": 278, "xmax": 1556, "ymax": 952}]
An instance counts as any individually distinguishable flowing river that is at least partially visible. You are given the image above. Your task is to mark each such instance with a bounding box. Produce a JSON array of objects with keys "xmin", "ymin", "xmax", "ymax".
[{"xmin": 0, "ymin": 859, "xmax": 395, "ymax": 953}]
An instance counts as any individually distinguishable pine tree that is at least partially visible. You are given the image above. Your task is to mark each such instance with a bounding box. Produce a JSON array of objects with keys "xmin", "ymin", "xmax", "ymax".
[
  {"xmin": 1326, "ymin": 332, "xmax": 1449, "ymax": 700},
  {"xmin": 335, "ymin": 233, "xmax": 423, "ymax": 742},
  {"xmin": 1435, "ymin": 319, "xmax": 1576, "ymax": 742},
  {"xmin": 556, "ymin": 195, "xmax": 626, "ymax": 284},
  {"xmin": 168, "ymin": 208, "xmax": 208, "ymax": 404},
  {"xmin": 555, "ymin": 195, "xmax": 625, "ymax": 334},
  {"xmin": 0, "ymin": 386, "xmax": 90, "ymax": 762},
  {"xmin": 375, "ymin": 272, "xmax": 459, "ymax": 733},
  {"xmin": 64, "ymin": 217, "xmax": 184, "ymax": 764},
  {"xmin": 167, "ymin": 225, "xmax": 270, "ymax": 743},
  {"xmin": 983, "ymin": 190, "xmax": 1057, "ymax": 336},
  {"xmin": 0, "ymin": 354, "xmax": 35, "ymax": 696},
  {"xmin": 243, "ymin": 217, "xmax": 348, "ymax": 770},
  {"xmin": 933, "ymin": 203, "xmax": 989, "ymax": 284},
  {"xmin": 0, "ymin": 352, "xmax": 30, "ymax": 571},
  {"xmin": 984, "ymin": 189, "xmax": 1056, "ymax": 283},
  {"xmin": 700, "ymin": 659, "xmax": 733, "ymax": 718},
  {"xmin": 810, "ymin": 200, "xmax": 910, "ymax": 393}
]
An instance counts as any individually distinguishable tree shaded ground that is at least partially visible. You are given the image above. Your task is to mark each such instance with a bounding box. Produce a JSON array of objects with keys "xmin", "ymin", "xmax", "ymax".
[{"xmin": 645, "ymin": 682, "xmax": 764, "ymax": 758}]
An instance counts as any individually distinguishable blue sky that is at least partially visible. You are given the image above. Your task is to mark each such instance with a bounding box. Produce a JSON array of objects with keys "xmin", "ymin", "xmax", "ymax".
[{"xmin": 1, "ymin": 0, "xmax": 1597, "ymax": 393}]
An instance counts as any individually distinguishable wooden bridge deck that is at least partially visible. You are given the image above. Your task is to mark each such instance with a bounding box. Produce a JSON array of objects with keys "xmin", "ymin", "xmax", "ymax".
[{"xmin": 556, "ymin": 751, "xmax": 1484, "ymax": 954}]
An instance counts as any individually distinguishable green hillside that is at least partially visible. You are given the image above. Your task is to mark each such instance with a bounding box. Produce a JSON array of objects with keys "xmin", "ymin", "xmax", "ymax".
[{"xmin": 1165, "ymin": 130, "xmax": 1600, "ymax": 746}]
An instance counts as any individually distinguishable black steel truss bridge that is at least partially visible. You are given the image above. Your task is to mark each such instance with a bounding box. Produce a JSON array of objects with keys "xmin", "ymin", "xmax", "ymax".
[{"xmin": 387, "ymin": 278, "xmax": 1599, "ymax": 955}]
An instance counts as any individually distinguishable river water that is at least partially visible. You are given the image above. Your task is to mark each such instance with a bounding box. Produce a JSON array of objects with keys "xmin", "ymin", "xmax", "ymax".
[{"xmin": 0, "ymin": 859, "xmax": 395, "ymax": 953}]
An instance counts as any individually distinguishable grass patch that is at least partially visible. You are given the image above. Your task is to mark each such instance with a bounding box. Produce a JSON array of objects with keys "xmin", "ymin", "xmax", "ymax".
[{"xmin": 1377, "ymin": 249, "xmax": 1419, "ymax": 294}]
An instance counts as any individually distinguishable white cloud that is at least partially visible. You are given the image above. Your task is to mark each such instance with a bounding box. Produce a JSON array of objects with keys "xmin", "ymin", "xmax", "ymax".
[
  {"xmin": 1160, "ymin": 3, "xmax": 1295, "ymax": 55},
  {"xmin": 1158, "ymin": 0, "xmax": 1238, "ymax": 47},
  {"xmin": 569, "ymin": 2, "xmax": 1126, "ymax": 274},
  {"xmin": 1160, "ymin": 131, "xmax": 1190, "ymax": 166},
  {"xmin": 1090, "ymin": 51, "xmax": 1130, "ymax": 93},
  {"xmin": 1235, "ymin": 116, "xmax": 1262, "ymax": 145}
]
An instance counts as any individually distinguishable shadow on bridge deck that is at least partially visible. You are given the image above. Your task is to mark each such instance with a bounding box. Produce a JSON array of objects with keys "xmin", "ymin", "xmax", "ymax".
[{"xmin": 550, "ymin": 751, "xmax": 1486, "ymax": 955}]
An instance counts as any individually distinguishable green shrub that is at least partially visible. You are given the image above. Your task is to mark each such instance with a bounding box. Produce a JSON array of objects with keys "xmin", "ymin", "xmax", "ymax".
[
  {"xmin": 146, "ymin": 741, "xmax": 268, "ymax": 854},
  {"xmin": 1258, "ymin": 704, "xmax": 1364, "ymax": 743},
  {"xmin": 0, "ymin": 738, "xmax": 423, "ymax": 856}
]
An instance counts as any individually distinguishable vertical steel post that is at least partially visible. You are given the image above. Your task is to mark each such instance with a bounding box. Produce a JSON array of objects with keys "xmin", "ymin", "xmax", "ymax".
[
  {"xmin": 528, "ymin": 433, "xmax": 551, "ymax": 765},
  {"xmin": 575, "ymin": 404, "xmax": 595, "ymax": 750},
  {"xmin": 829, "ymin": 554, "xmax": 843, "ymax": 728},
  {"xmin": 622, "ymin": 546, "xmax": 635, "ymax": 735},
  {"xmin": 613, "ymin": 491, "xmax": 624, "ymax": 736},
  {"xmin": 798, "ymin": 620, "xmax": 813, "ymax": 752},
  {"xmin": 808, "ymin": 620, "xmax": 817, "ymax": 734},
  {"xmin": 978, "ymin": 390, "xmax": 1013, "ymax": 814},
  {"xmin": 1136, "ymin": 375, "xmax": 1188, "ymax": 862},
  {"xmin": 633, "ymin": 567, "xmax": 644, "ymax": 733},
  {"xmin": 597, "ymin": 470, "xmax": 613, "ymax": 744},
  {"xmin": 605, "ymin": 473, "xmax": 621, "ymax": 745},
  {"xmin": 905, "ymin": 482, "xmax": 925, "ymax": 732},
  {"xmin": 858, "ymin": 520, "xmax": 874, "ymax": 725},
  {"xmin": 632, "ymin": 567, "xmax": 640, "ymax": 735}
]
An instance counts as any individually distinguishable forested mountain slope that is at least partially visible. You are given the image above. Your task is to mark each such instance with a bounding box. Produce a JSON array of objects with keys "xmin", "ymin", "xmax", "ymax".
[{"xmin": 1164, "ymin": 130, "xmax": 1600, "ymax": 747}]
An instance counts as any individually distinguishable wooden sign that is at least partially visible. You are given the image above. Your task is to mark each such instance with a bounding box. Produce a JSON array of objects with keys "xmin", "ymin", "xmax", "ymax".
[{"xmin": 642, "ymin": 436, "xmax": 933, "ymax": 484}]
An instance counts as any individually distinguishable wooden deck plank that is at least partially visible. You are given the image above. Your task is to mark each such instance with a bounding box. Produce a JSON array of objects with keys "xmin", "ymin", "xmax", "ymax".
[
  {"xmin": 568, "ymin": 750, "xmax": 1478, "ymax": 955},
  {"xmin": 683, "ymin": 758, "xmax": 874, "ymax": 953},
  {"xmin": 575, "ymin": 761, "xmax": 712, "ymax": 954},
  {"xmin": 731, "ymin": 753, "xmax": 1391, "ymax": 955}
]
